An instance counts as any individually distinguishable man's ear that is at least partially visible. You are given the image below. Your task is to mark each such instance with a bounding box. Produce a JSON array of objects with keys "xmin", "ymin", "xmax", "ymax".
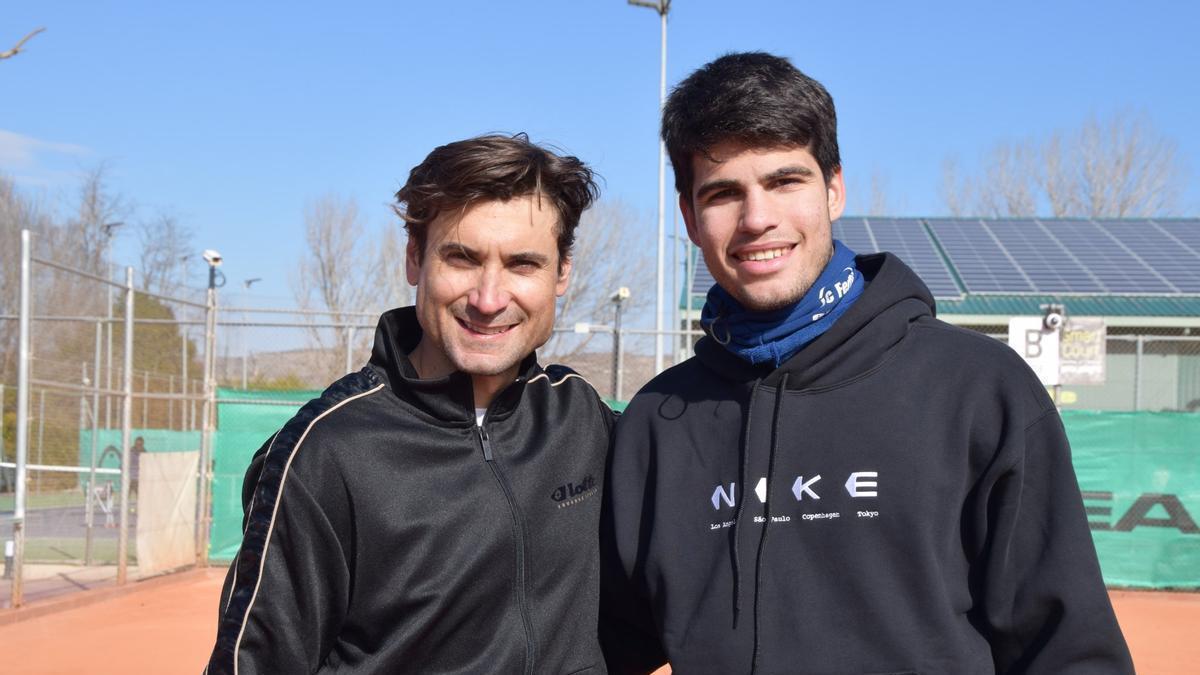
[
  {"xmin": 405, "ymin": 237, "xmax": 422, "ymax": 286},
  {"xmin": 826, "ymin": 168, "xmax": 846, "ymax": 222},
  {"xmin": 555, "ymin": 256, "xmax": 572, "ymax": 297},
  {"xmin": 680, "ymin": 193, "xmax": 700, "ymax": 245}
]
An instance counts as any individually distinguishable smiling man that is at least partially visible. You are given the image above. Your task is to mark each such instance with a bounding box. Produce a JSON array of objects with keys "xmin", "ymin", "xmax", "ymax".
[
  {"xmin": 207, "ymin": 134, "xmax": 613, "ymax": 674},
  {"xmin": 600, "ymin": 53, "xmax": 1133, "ymax": 674}
]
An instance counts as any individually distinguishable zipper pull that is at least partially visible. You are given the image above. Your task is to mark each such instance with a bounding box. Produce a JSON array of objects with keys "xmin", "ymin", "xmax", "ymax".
[{"xmin": 477, "ymin": 426, "xmax": 494, "ymax": 461}]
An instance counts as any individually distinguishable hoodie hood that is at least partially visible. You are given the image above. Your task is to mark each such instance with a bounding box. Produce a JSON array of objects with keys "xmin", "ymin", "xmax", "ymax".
[
  {"xmin": 695, "ymin": 253, "xmax": 935, "ymax": 390},
  {"xmin": 367, "ymin": 306, "xmax": 540, "ymax": 423}
]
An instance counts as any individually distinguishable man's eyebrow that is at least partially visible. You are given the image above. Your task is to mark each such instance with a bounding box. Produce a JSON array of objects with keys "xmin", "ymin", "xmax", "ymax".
[
  {"xmin": 436, "ymin": 241, "xmax": 477, "ymax": 258},
  {"xmin": 506, "ymin": 251, "xmax": 551, "ymax": 267},
  {"xmin": 695, "ymin": 178, "xmax": 740, "ymax": 198},
  {"xmin": 763, "ymin": 165, "xmax": 815, "ymax": 181}
]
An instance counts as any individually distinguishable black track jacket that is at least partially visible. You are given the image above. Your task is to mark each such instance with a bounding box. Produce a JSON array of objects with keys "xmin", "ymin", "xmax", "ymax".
[
  {"xmin": 206, "ymin": 307, "xmax": 613, "ymax": 674},
  {"xmin": 600, "ymin": 254, "xmax": 1133, "ymax": 674}
]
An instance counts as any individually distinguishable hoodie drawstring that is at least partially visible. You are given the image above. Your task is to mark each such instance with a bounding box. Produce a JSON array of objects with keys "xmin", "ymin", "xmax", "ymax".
[
  {"xmin": 750, "ymin": 372, "xmax": 788, "ymax": 675},
  {"xmin": 730, "ymin": 377, "xmax": 762, "ymax": 630}
]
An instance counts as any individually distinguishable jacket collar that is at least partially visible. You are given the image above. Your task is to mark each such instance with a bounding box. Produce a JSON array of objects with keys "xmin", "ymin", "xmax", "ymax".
[
  {"xmin": 695, "ymin": 253, "xmax": 935, "ymax": 391},
  {"xmin": 368, "ymin": 306, "xmax": 542, "ymax": 423}
]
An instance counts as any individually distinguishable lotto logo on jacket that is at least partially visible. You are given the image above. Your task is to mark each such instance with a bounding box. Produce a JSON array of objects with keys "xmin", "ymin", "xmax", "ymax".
[{"xmin": 552, "ymin": 474, "xmax": 597, "ymax": 508}]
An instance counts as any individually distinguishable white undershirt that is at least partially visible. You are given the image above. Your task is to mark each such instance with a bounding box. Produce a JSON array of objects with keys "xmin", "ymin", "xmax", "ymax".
[{"xmin": 475, "ymin": 408, "xmax": 486, "ymax": 427}]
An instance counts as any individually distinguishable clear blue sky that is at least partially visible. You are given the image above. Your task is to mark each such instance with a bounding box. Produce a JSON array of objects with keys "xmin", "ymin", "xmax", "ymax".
[{"xmin": 4, "ymin": 0, "xmax": 1198, "ymax": 310}]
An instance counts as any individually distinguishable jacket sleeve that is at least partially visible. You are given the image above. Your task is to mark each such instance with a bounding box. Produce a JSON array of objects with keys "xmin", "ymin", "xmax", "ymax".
[
  {"xmin": 599, "ymin": 411, "xmax": 669, "ymax": 675},
  {"xmin": 976, "ymin": 410, "xmax": 1134, "ymax": 674},
  {"xmin": 206, "ymin": 453, "xmax": 350, "ymax": 674}
]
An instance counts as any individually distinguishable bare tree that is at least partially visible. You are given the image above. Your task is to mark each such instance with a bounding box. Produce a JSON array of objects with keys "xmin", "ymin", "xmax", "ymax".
[
  {"xmin": 541, "ymin": 199, "xmax": 654, "ymax": 361},
  {"xmin": 292, "ymin": 194, "xmax": 388, "ymax": 381},
  {"xmin": 63, "ymin": 164, "xmax": 128, "ymax": 275},
  {"xmin": 1072, "ymin": 113, "xmax": 1180, "ymax": 217},
  {"xmin": 942, "ymin": 112, "xmax": 1185, "ymax": 218},
  {"xmin": 136, "ymin": 213, "xmax": 193, "ymax": 296},
  {"xmin": 0, "ymin": 175, "xmax": 53, "ymax": 381},
  {"xmin": 983, "ymin": 140, "xmax": 1039, "ymax": 218},
  {"xmin": 376, "ymin": 224, "xmax": 412, "ymax": 310},
  {"xmin": 867, "ymin": 171, "xmax": 890, "ymax": 217},
  {"xmin": 940, "ymin": 157, "xmax": 973, "ymax": 218}
]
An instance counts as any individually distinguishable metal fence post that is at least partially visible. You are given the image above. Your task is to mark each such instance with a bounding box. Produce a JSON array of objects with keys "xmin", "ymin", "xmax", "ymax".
[
  {"xmin": 196, "ymin": 278, "xmax": 217, "ymax": 566},
  {"xmin": 182, "ymin": 332, "xmax": 191, "ymax": 431},
  {"xmin": 1134, "ymin": 336, "xmax": 1144, "ymax": 411},
  {"xmin": 612, "ymin": 305, "xmax": 625, "ymax": 402},
  {"xmin": 142, "ymin": 370, "xmax": 149, "ymax": 428},
  {"xmin": 345, "ymin": 325, "xmax": 355, "ymax": 375},
  {"xmin": 77, "ymin": 364, "xmax": 87, "ymax": 552},
  {"xmin": 106, "ymin": 293, "xmax": 113, "ymax": 430},
  {"xmin": 117, "ymin": 266, "xmax": 134, "ymax": 585},
  {"xmin": 12, "ymin": 229, "xmax": 33, "ymax": 608},
  {"xmin": 35, "ymin": 390, "xmax": 45, "ymax": 493},
  {"xmin": 85, "ymin": 321, "xmax": 102, "ymax": 565}
]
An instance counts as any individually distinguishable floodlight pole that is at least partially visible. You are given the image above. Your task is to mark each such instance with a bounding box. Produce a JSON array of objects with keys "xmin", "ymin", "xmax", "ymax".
[{"xmin": 629, "ymin": 0, "xmax": 670, "ymax": 374}]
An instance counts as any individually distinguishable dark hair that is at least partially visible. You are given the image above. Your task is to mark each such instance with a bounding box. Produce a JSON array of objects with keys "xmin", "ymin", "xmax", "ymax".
[
  {"xmin": 662, "ymin": 51, "xmax": 840, "ymax": 198},
  {"xmin": 394, "ymin": 133, "xmax": 600, "ymax": 266}
]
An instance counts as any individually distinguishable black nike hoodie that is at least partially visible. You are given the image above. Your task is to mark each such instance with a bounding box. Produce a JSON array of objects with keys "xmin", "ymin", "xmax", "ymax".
[{"xmin": 600, "ymin": 253, "xmax": 1133, "ymax": 674}]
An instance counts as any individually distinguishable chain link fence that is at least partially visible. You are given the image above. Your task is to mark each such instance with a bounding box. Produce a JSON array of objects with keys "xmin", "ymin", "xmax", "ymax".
[
  {"xmin": 4, "ymin": 225, "xmax": 1198, "ymax": 605},
  {"xmin": 2, "ymin": 231, "xmax": 213, "ymax": 608},
  {"xmin": 966, "ymin": 325, "xmax": 1200, "ymax": 412}
]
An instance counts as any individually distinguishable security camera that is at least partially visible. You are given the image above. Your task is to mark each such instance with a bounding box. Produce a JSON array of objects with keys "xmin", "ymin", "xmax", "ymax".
[
  {"xmin": 611, "ymin": 287, "xmax": 631, "ymax": 302},
  {"xmin": 202, "ymin": 249, "xmax": 223, "ymax": 267},
  {"xmin": 1043, "ymin": 310, "xmax": 1065, "ymax": 331}
]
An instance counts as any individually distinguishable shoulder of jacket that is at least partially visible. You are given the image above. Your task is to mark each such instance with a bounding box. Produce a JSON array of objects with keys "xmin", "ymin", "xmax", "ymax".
[
  {"xmin": 912, "ymin": 318, "xmax": 1056, "ymax": 418},
  {"xmin": 528, "ymin": 363, "xmax": 622, "ymax": 423},
  {"xmin": 529, "ymin": 363, "xmax": 599, "ymax": 391},
  {"xmin": 913, "ymin": 318, "xmax": 1026, "ymax": 362},
  {"xmin": 276, "ymin": 368, "xmax": 388, "ymax": 445}
]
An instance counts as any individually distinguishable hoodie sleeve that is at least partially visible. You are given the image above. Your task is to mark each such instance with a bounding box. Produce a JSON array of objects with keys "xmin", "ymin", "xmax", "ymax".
[
  {"xmin": 206, "ymin": 447, "xmax": 350, "ymax": 674},
  {"xmin": 976, "ymin": 410, "xmax": 1134, "ymax": 674},
  {"xmin": 599, "ymin": 409, "xmax": 669, "ymax": 674}
]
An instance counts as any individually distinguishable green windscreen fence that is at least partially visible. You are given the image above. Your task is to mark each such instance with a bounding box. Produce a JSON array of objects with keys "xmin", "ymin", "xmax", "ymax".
[
  {"xmin": 1064, "ymin": 411, "xmax": 1200, "ymax": 589},
  {"xmin": 207, "ymin": 394, "xmax": 1198, "ymax": 588},
  {"xmin": 210, "ymin": 388, "xmax": 320, "ymax": 560},
  {"xmin": 77, "ymin": 429, "xmax": 201, "ymax": 490}
]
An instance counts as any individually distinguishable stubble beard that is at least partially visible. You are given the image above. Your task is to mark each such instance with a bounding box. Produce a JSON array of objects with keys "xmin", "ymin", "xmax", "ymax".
[{"xmin": 733, "ymin": 244, "xmax": 834, "ymax": 312}]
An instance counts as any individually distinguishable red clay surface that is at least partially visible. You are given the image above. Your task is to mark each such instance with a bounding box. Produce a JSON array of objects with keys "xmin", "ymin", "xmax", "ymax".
[{"xmin": 0, "ymin": 568, "xmax": 1195, "ymax": 674}]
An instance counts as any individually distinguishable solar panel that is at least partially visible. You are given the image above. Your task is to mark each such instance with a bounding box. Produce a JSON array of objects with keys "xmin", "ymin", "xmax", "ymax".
[
  {"xmin": 1101, "ymin": 220, "xmax": 1200, "ymax": 293},
  {"xmin": 925, "ymin": 219, "xmax": 1036, "ymax": 293},
  {"xmin": 832, "ymin": 217, "xmax": 876, "ymax": 253},
  {"xmin": 1152, "ymin": 220, "xmax": 1200, "ymax": 288},
  {"xmin": 985, "ymin": 219, "xmax": 1106, "ymax": 293},
  {"xmin": 862, "ymin": 217, "xmax": 962, "ymax": 299},
  {"xmin": 1046, "ymin": 219, "xmax": 1175, "ymax": 293}
]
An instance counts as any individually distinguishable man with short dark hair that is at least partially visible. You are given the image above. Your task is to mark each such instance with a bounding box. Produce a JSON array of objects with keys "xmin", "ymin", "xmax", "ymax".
[
  {"xmin": 600, "ymin": 52, "xmax": 1133, "ymax": 674},
  {"xmin": 207, "ymin": 134, "xmax": 613, "ymax": 674}
]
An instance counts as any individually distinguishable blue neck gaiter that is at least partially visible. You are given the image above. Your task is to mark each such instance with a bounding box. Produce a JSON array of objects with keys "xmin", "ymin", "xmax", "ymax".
[{"xmin": 700, "ymin": 240, "xmax": 863, "ymax": 367}]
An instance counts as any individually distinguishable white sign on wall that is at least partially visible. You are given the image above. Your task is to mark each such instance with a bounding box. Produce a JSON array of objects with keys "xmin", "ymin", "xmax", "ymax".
[{"xmin": 1008, "ymin": 317, "xmax": 1060, "ymax": 386}]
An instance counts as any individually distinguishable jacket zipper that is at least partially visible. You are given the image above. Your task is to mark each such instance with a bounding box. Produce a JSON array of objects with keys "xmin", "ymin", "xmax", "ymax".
[{"xmin": 478, "ymin": 424, "xmax": 536, "ymax": 675}]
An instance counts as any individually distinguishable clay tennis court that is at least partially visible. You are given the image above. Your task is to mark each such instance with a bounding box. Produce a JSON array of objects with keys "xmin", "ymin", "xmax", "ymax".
[{"xmin": 0, "ymin": 567, "xmax": 1195, "ymax": 674}]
